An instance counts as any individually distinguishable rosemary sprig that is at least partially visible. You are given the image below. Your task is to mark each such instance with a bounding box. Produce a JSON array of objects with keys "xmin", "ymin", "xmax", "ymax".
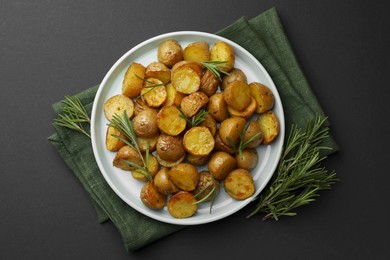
[
  {"xmin": 247, "ymin": 116, "xmax": 337, "ymax": 220},
  {"xmin": 110, "ymin": 111, "xmax": 153, "ymax": 182},
  {"xmin": 136, "ymin": 75, "xmax": 164, "ymax": 97},
  {"xmin": 201, "ymin": 61, "xmax": 230, "ymax": 81},
  {"xmin": 227, "ymin": 122, "xmax": 262, "ymax": 156},
  {"xmin": 193, "ymin": 185, "xmax": 219, "ymax": 214},
  {"xmin": 53, "ymin": 95, "xmax": 91, "ymax": 138},
  {"xmin": 178, "ymin": 108, "xmax": 209, "ymax": 127}
]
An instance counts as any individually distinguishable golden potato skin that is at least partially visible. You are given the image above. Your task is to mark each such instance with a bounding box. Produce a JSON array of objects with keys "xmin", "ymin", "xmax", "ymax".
[
  {"xmin": 140, "ymin": 78, "xmax": 167, "ymax": 108},
  {"xmin": 208, "ymin": 151, "xmax": 237, "ymax": 181},
  {"xmin": 214, "ymin": 132, "xmax": 235, "ymax": 154},
  {"xmin": 122, "ymin": 62, "xmax": 146, "ymax": 98},
  {"xmin": 171, "ymin": 60, "xmax": 203, "ymax": 78},
  {"xmin": 171, "ymin": 67, "xmax": 201, "ymax": 94},
  {"xmin": 169, "ymin": 163, "xmax": 199, "ymax": 191},
  {"xmin": 168, "ymin": 191, "xmax": 198, "ymax": 218},
  {"xmin": 193, "ymin": 171, "xmax": 220, "ymax": 202},
  {"xmin": 140, "ymin": 182, "xmax": 166, "ymax": 209},
  {"xmin": 104, "ymin": 94, "xmax": 134, "ymax": 121},
  {"xmin": 236, "ymin": 149, "xmax": 258, "ymax": 171},
  {"xmin": 200, "ymin": 70, "xmax": 219, "ymax": 97},
  {"xmin": 221, "ymin": 68, "xmax": 247, "ymax": 90},
  {"xmin": 186, "ymin": 153, "xmax": 209, "ymax": 166},
  {"xmin": 210, "ymin": 41, "xmax": 235, "ymax": 72},
  {"xmin": 183, "ymin": 126, "xmax": 215, "ymax": 156},
  {"xmin": 131, "ymin": 154, "xmax": 159, "ymax": 181},
  {"xmin": 137, "ymin": 134, "xmax": 159, "ymax": 153},
  {"xmin": 145, "ymin": 61, "xmax": 171, "ymax": 85},
  {"xmin": 223, "ymin": 80, "xmax": 252, "ymax": 111},
  {"xmin": 156, "ymin": 153, "xmax": 185, "ymax": 167},
  {"xmin": 156, "ymin": 134, "xmax": 185, "ymax": 162},
  {"xmin": 157, "ymin": 39, "xmax": 183, "ymax": 68},
  {"xmin": 218, "ymin": 116, "xmax": 247, "ymax": 147},
  {"xmin": 153, "ymin": 167, "xmax": 179, "ymax": 195},
  {"xmin": 227, "ymin": 97, "xmax": 257, "ymax": 120},
  {"xmin": 183, "ymin": 41, "xmax": 210, "ymax": 63},
  {"xmin": 249, "ymin": 82, "xmax": 275, "ymax": 113},
  {"xmin": 106, "ymin": 126, "xmax": 126, "ymax": 152},
  {"xmin": 164, "ymin": 83, "xmax": 185, "ymax": 107},
  {"xmin": 157, "ymin": 106, "xmax": 187, "ymax": 136},
  {"xmin": 133, "ymin": 98, "xmax": 157, "ymax": 116},
  {"xmin": 113, "ymin": 146, "xmax": 143, "ymax": 171},
  {"xmin": 207, "ymin": 93, "xmax": 229, "ymax": 123},
  {"xmin": 242, "ymin": 120, "xmax": 263, "ymax": 148},
  {"xmin": 256, "ymin": 111, "xmax": 280, "ymax": 144},
  {"xmin": 224, "ymin": 169, "xmax": 255, "ymax": 200},
  {"xmin": 180, "ymin": 91, "xmax": 209, "ymax": 118},
  {"xmin": 199, "ymin": 114, "xmax": 217, "ymax": 137},
  {"xmin": 133, "ymin": 109, "xmax": 159, "ymax": 138}
]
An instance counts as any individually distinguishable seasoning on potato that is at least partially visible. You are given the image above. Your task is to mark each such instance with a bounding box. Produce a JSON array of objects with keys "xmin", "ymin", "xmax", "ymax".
[
  {"xmin": 169, "ymin": 163, "xmax": 199, "ymax": 191},
  {"xmin": 168, "ymin": 191, "xmax": 198, "ymax": 218},
  {"xmin": 183, "ymin": 126, "xmax": 215, "ymax": 156},
  {"xmin": 224, "ymin": 169, "xmax": 255, "ymax": 200}
]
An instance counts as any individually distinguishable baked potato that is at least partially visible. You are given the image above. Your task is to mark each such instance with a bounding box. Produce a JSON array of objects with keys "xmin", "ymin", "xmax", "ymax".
[
  {"xmin": 256, "ymin": 111, "xmax": 280, "ymax": 144},
  {"xmin": 235, "ymin": 149, "xmax": 258, "ymax": 171},
  {"xmin": 131, "ymin": 154, "xmax": 159, "ymax": 181},
  {"xmin": 226, "ymin": 97, "xmax": 257, "ymax": 119},
  {"xmin": 171, "ymin": 60, "xmax": 203, "ymax": 78},
  {"xmin": 156, "ymin": 134, "xmax": 185, "ymax": 162},
  {"xmin": 171, "ymin": 67, "xmax": 201, "ymax": 94},
  {"xmin": 242, "ymin": 120, "xmax": 263, "ymax": 148},
  {"xmin": 224, "ymin": 169, "xmax": 255, "ymax": 200},
  {"xmin": 186, "ymin": 153, "xmax": 209, "ymax": 166},
  {"xmin": 169, "ymin": 163, "xmax": 199, "ymax": 191},
  {"xmin": 213, "ymin": 132, "xmax": 235, "ymax": 154},
  {"xmin": 221, "ymin": 68, "xmax": 247, "ymax": 90},
  {"xmin": 140, "ymin": 78, "xmax": 167, "ymax": 108},
  {"xmin": 183, "ymin": 126, "xmax": 215, "ymax": 156},
  {"xmin": 249, "ymin": 82, "xmax": 275, "ymax": 113},
  {"xmin": 157, "ymin": 106, "xmax": 186, "ymax": 136},
  {"xmin": 207, "ymin": 92, "xmax": 229, "ymax": 122},
  {"xmin": 122, "ymin": 62, "xmax": 146, "ymax": 98},
  {"xmin": 164, "ymin": 83, "xmax": 185, "ymax": 107},
  {"xmin": 153, "ymin": 167, "xmax": 179, "ymax": 195},
  {"xmin": 218, "ymin": 116, "xmax": 247, "ymax": 147},
  {"xmin": 105, "ymin": 126, "xmax": 127, "ymax": 152},
  {"xmin": 104, "ymin": 94, "xmax": 134, "ymax": 121},
  {"xmin": 157, "ymin": 39, "xmax": 183, "ymax": 68},
  {"xmin": 193, "ymin": 171, "xmax": 220, "ymax": 202},
  {"xmin": 223, "ymin": 80, "xmax": 252, "ymax": 111},
  {"xmin": 113, "ymin": 146, "xmax": 143, "ymax": 171},
  {"xmin": 209, "ymin": 41, "xmax": 235, "ymax": 72},
  {"xmin": 140, "ymin": 182, "xmax": 166, "ymax": 209},
  {"xmin": 208, "ymin": 151, "xmax": 237, "ymax": 181},
  {"xmin": 168, "ymin": 191, "xmax": 198, "ymax": 218},
  {"xmin": 199, "ymin": 113, "xmax": 217, "ymax": 137},
  {"xmin": 137, "ymin": 134, "xmax": 159, "ymax": 153},
  {"xmin": 183, "ymin": 41, "xmax": 210, "ymax": 63},
  {"xmin": 133, "ymin": 109, "xmax": 159, "ymax": 138},
  {"xmin": 200, "ymin": 70, "xmax": 219, "ymax": 97},
  {"xmin": 145, "ymin": 61, "xmax": 171, "ymax": 85},
  {"xmin": 180, "ymin": 91, "xmax": 209, "ymax": 118}
]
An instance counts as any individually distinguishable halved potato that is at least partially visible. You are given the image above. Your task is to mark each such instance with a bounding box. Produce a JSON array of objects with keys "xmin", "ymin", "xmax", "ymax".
[
  {"xmin": 221, "ymin": 68, "xmax": 247, "ymax": 90},
  {"xmin": 227, "ymin": 97, "xmax": 257, "ymax": 119},
  {"xmin": 183, "ymin": 41, "xmax": 210, "ymax": 63},
  {"xmin": 131, "ymin": 154, "xmax": 159, "ymax": 181},
  {"xmin": 157, "ymin": 106, "xmax": 187, "ymax": 136},
  {"xmin": 256, "ymin": 111, "xmax": 280, "ymax": 144},
  {"xmin": 208, "ymin": 151, "xmax": 237, "ymax": 181},
  {"xmin": 140, "ymin": 182, "xmax": 166, "ymax": 209},
  {"xmin": 183, "ymin": 126, "xmax": 215, "ymax": 156},
  {"xmin": 235, "ymin": 149, "xmax": 258, "ymax": 171},
  {"xmin": 223, "ymin": 80, "xmax": 251, "ymax": 111},
  {"xmin": 164, "ymin": 83, "xmax": 185, "ymax": 107},
  {"xmin": 104, "ymin": 94, "xmax": 134, "ymax": 121},
  {"xmin": 200, "ymin": 70, "xmax": 219, "ymax": 96},
  {"xmin": 156, "ymin": 134, "xmax": 185, "ymax": 162},
  {"xmin": 140, "ymin": 78, "xmax": 167, "ymax": 108},
  {"xmin": 157, "ymin": 39, "xmax": 183, "ymax": 68},
  {"xmin": 171, "ymin": 60, "xmax": 203, "ymax": 78},
  {"xmin": 207, "ymin": 93, "xmax": 229, "ymax": 122},
  {"xmin": 137, "ymin": 134, "xmax": 159, "ymax": 153},
  {"xmin": 171, "ymin": 67, "xmax": 201, "ymax": 94},
  {"xmin": 249, "ymin": 82, "xmax": 275, "ymax": 113},
  {"xmin": 154, "ymin": 167, "xmax": 179, "ymax": 195},
  {"xmin": 193, "ymin": 171, "xmax": 220, "ymax": 202},
  {"xmin": 145, "ymin": 61, "xmax": 171, "ymax": 85},
  {"xmin": 122, "ymin": 62, "xmax": 145, "ymax": 98},
  {"xmin": 209, "ymin": 41, "xmax": 235, "ymax": 72},
  {"xmin": 169, "ymin": 163, "xmax": 199, "ymax": 191},
  {"xmin": 133, "ymin": 109, "xmax": 159, "ymax": 138},
  {"xmin": 186, "ymin": 153, "xmax": 209, "ymax": 166},
  {"xmin": 168, "ymin": 191, "xmax": 198, "ymax": 218},
  {"xmin": 224, "ymin": 169, "xmax": 255, "ymax": 200},
  {"xmin": 180, "ymin": 91, "xmax": 209, "ymax": 118},
  {"xmin": 106, "ymin": 126, "xmax": 127, "ymax": 152},
  {"xmin": 133, "ymin": 98, "xmax": 157, "ymax": 116},
  {"xmin": 113, "ymin": 146, "xmax": 143, "ymax": 171},
  {"xmin": 218, "ymin": 116, "xmax": 247, "ymax": 147},
  {"xmin": 242, "ymin": 120, "xmax": 263, "ymax": 148},
  {"xmin": 214, "ymin": 132, "xmax": 235, "ymax": 154},
  {"xmin": 199, "ymin": 114, "xmax": 217, "ymax": 136}
]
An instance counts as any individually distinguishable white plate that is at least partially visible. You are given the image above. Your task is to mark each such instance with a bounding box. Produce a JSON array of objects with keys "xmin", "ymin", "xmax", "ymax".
[{"xmin": 91, "ymin": 31, "xmax": 285, "ymax": 225}]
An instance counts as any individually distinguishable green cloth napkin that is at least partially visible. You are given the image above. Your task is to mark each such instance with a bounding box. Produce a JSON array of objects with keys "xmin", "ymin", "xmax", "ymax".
[{"xmin": 48, "ymin": 7, "xmax": 338, "ymax": 252}]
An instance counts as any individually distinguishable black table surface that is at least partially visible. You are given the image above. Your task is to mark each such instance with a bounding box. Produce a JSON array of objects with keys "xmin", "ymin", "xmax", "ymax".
[{"xmin": 1, "ymin": 1, "xmax": 389, "ymax": 259}]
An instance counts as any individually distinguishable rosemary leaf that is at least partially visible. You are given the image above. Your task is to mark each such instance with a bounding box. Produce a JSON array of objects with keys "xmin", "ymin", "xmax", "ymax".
[{"xmin": 201, "ymin": 61, "xmax": 230, "ymax": 81}]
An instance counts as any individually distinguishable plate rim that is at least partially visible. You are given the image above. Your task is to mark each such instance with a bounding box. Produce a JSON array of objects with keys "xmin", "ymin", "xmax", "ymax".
[{"xmin": 91, "ymin": 31, "xmax": 285, "ymax": 225}]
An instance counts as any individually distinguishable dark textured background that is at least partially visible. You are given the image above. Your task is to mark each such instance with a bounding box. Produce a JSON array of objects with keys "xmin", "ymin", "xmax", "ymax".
[{"xmin": 1, "ymin": 0, "xmax": 389, "ymax": 259}]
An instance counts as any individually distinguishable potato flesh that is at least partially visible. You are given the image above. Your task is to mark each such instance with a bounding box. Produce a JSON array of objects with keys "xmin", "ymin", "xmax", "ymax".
[
  {"xmin": 171, "ymin": 67, "xmax": 200, "ymax": 94},
  {"xmin": 169, "ymin": 163, "xmax": 199, "ymax": 191},
  {"xmin": 224, "ymin": 169, "xmax": 255, "ymax": 200},
  {"xmin": 183, "ymin": 41, "xmax": 210, "ymax": 63},
  {"xmin": 199, "ymin": 114, "xmax": 217, "ymax": 137},
  {"xmin": 154, "ymin": 168, "xmax": 179, "ymax": 195},
  {"xmin": 164, "ymin": 83, "xmax": 185, "ymax": 107},
  {"xmin": 168, "ymin": 191, "xmax": 198, "ymax": 218},
  {"xmin": 210, "ymin": 41, "xmax": 235, "ymax": 72},
  {"xmin": 141, "ymin": 85, "xmax": 167, "ymax": 108},
  {"xmin": 223, "ymin": 80, "xmax": 251, "ymax": 111},
  {"xmin": 106, "ymin": 126, "xmax": 126, "ymax": 152},
  {"xmin": 256, "ymin": 111, "xmax": 280, "ymax": 144},
  {"xmin": 145, "ymin": 61, "xmax": 171, "ymax": 85},
  {"xmin": 140, "ymin": 182, "xmax": 166, "ymax": 209},
  {"xmin": 104, "ymin": 94, "xmax": 134, "ymax": 121},
  {"xmin": 249, "ymin": 82, "xmax": 275, "ymax": 113},
  {"xmin": 180, "ymin": 91, "xmax": 209, "ymax": 118},
  {"xmin": 183, "ymin": 126, "xmax": 215, "ymax": 156},
  {"xmin": 122, "ymin": 62, "xmax": 145, "ymax": 98},
  {"xmin": 131, "ymin": 155, "xmax": 159, "ymax": 181},
  {"xmin": 157, "ymin": 106, "xmax": 186, "ymax": 136}
]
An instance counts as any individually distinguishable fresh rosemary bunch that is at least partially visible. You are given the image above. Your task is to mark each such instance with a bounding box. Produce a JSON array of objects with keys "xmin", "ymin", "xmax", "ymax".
[
  {"xmin": 110, "ymin": 111, "xmax": 153, "ymax": 182},
  {"xmin": 53, "ymin": 95, "xmax": 91, "ymax": 138},
  {"xmin": 201, "ymin": 61, "xmax": 230, "ymax": 81},
  {"xmin": 178, "ymin": 108, "xmax": 209, "ymax": 127},
  {"xmin": 248, "ymin": 116, "xmax": 337, "ymax": 220}
]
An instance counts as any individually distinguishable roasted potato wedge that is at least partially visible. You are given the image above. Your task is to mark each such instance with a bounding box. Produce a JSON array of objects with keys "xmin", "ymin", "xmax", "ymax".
[
  {"xmin": 140, "ymin": 78, "xmax": 167, "ymax": 108},
  {"xmin": 193, "ymin": 171, "xmax": 220, "ymax": 202},
  {"xmin": 249, "ymin": 82, "xmax": 275, "ymax": 113},
  {"xmin": 221, "ymin": 68, "xmax": 247, "ymax": 90},
  {"xmin": 218, "ymin": 116, "xmax": 247, "ymax": 147},
  {"xmin": 157, "ymin": 39, "xmax": 183, "ymax": 68},
  {"xmin": 180, "ymin": 91, "xmax": 209, "ymax": 118},
  {"xmin": 137, "ymin": 134, "xmax": 159, "ymax": 153},
  {"xmin": 256, "ymin": 111, "xmax": 280, "ymax": 144},
  {"xmin": 113, "ymin": 146, "xmax": 143, "ymax": 171},
  {"xmin": 133, "ymin": 109, "xmax": 159, "ymax": 138},
  {"xmin": 145, "ymin": 61, "xmax": 171, "ymax": 85},
  {"xmin": 104, "ymin": 94, "xmax": 134, "ymax": 121},
  {"xmin": 207, "ymin": 93, "xmax": 229, "ymax": 122},
  {"xmin": 209, "ymin": 41, "xmax": 235, "ymax": 72},
  {"xmin": 164, "ymin": 83, "xmax": 185, "ymax": 107},
  {"xmin": 183, "ymin": 126, "xmax": 215, "ymax": 156},
  {"xmin": 183, "ymin": 41, "xmax": 210, "ymax": 63},
  {"xmin": 171, "ymin": 67, "xmax": 201, "ymax": 94},
  {"xmin": 131, "ymin": 154, "xmax": 159, "ymax": 181},
  {"xmin": 235, "ymin": 149, "xmax": 258, "ymax": 171},
  {"xmin": 200, "ymin": 70, "xmax": 219, "ymax": 97},
  {"xmin": 224, "ymin": 169, "xmax": 255, "ymax": 200},
  {"xmin": 227, "ymin": 97, "xmax": 257, "ymax": 119},
  {"xmin": 154, "ymin": 167, "xmax": 179, "ymax": 195},
  {"xmin": 199, "ymin": 113, "xmax": 217, "ymax": 136},
  {"xmin": 168, "ymin": 191, "xmax": 198, "ymax": 218},
  {"xmin": 157, "ymin": 106, "xmax": 187, "ymax": 136},
  {"xmin": 208, "ymin": 151, "xmax": 237, "ymax": 181},
  {"xmin": 140, "ymin": 182, "xmax": 166, "ymax": 209},
  {"xmin": 106, "ymin": 126, "xmax": 127, "ymax": 152},
  {"xmin": 169, "ymin": 163, "xmax": 199, "ymax": 191},
  {"xmin": 122, "ymin": 62, "xmax": 145, "ymax": 98},
  {"xmin": 223, "ymin": 80, "xmax": 252, "ymax": 111},
  {"xmin": 242, "ymin": 120, "xmax": 263, "ymax": 148},
  {"xmin": 156, "ymin": 134, "xmax": 185, "ymax": 162},
  {"xmin": 171, "ymin": 60, "xmax": 203, "ymax": 78}
]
